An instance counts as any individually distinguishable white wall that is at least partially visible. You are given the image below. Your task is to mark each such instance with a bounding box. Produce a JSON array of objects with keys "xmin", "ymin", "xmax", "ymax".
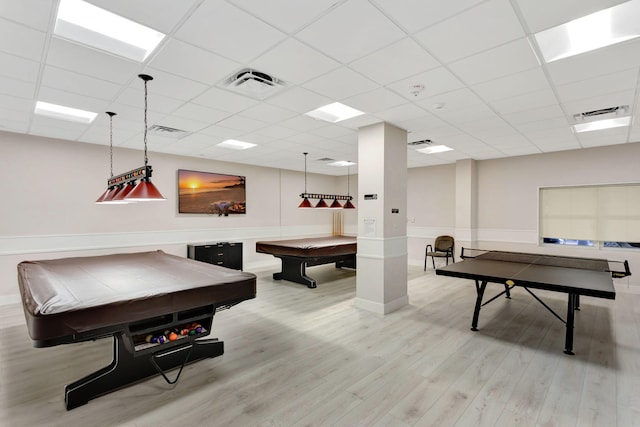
[
  {"xmin": 0, "ymin": 131, "xmax": 343, "ymax": 299},
  {"xmin": 406, "ymin": 142, "xmax": 640, "ymax": 287}
]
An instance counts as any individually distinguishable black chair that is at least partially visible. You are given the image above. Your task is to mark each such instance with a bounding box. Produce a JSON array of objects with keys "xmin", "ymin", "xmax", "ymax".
[{"xmin": 424, "ymin": 235, "xmax": 455, "ymax": 270}]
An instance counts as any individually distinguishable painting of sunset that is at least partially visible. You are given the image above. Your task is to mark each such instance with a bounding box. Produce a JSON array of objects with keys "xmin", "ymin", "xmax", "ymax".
[{"xmin": 178, "ymin": 169, "xmax": 246, "ymax": 215}]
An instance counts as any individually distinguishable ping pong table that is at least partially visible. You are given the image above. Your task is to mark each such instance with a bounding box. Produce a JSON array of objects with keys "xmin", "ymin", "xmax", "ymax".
[{"xmin": 436, "ymin": 248, "xmax": 631, "ymax": 355}]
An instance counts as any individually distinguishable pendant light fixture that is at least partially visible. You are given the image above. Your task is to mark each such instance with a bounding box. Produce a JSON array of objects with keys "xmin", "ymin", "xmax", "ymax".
[
  {"xmin": 298, "ymin": 152, "xmax": 313, "ymax": 208},
  {"xmin": 96, "ymin": 112, "xmax": 127, "ymax": 204},
  {"xmin": 343, "ymin": 164, "xmax": 356, "ymax": 209},
  {"xmin": 124, "ymin": 74, "xmax": 166, "ymax": 202},
  {"xmin": 298, "ymin": 152, "xmax": 355, "ymax": 209}
]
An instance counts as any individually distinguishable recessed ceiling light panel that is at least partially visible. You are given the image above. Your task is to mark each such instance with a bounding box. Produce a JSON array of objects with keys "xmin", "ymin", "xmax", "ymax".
[
  {"xmin": 328, "ymin": 160, "xmax": 357, "ymax": 167},
  {"xmin": 534, "ymin": 0, "xmax": 640, "ymax": 63},
  {"xmin": 573, "ymin": 116, "xmax": 631, "ymax": 133},
  {"xmin": 305, "ymin": 102, "xmax": 364, "ymax": 123},
  {"xmin": 55, "ymin": 0, "xmax": 165, "ymax": 62},
  {"xmin": 34, "ymin": 101, "xmax": 97, "ymax": 123},
  {"xmin": 217, "ymin": 139, "xmax": 257, "ymax": 150},
  {"xmin": 416, "ymin": 145, "xmax": 453, "ymax": 154}
]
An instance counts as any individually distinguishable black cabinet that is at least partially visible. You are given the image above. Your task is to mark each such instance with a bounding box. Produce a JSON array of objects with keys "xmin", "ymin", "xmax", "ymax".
[{"xmin": 187, "ymin": 242, "xmax": 243, "ymax": 270}]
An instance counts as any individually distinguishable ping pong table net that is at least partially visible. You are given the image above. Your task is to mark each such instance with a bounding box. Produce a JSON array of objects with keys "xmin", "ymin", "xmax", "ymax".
[{"xmin": 460, "ymin": 248, "xmax": 631, "ymax": 278}]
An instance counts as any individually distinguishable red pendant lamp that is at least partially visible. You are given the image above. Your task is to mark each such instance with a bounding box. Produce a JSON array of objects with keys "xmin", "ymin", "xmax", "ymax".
[
  {"xmin": 125, "ymin": 74, "xmax": 166, "ymax": 202},
  {"xmin": 298, "ymin": 152, "xmax": 313, "ymax": 208},
  {"xmin": 343, "ymin": 164, "xmax": 356, "ymax": 209}
]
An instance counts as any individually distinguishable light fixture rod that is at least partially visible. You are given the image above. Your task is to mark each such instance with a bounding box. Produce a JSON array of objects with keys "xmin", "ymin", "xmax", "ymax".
[
  {"xmin": 139, "ymin": 74, "xmax": 153, "ymax": 167},
  {"xmin": 303, "ymin": 152, "xmax": 308, "ymax": 194},
  {"xmin": 106, "ymin": 111, "xmax": 116, "ymax": 178}
]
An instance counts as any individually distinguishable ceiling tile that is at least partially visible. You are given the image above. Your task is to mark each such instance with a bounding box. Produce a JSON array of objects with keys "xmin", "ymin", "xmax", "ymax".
[
  {"xmin": 302, "ymin": 67, "xmax": 378, "ymax": 100},
  {"xmin": 46, "ymin": 38, "xmax": 140, "ymax": 85},
  {"xmin": 40, "ymin": 66, "xmax": 121, "ymax": 101},
  {"xmin": 148, "ymin": 39, "xmax": 241, "ymax": 85},
  {"xmin": 350, "ymin": 38, "xmax": 439, "ymax": 85},
  {"xmin": 414, "ymin": 0, "xmax": 524, "ymax": 63},
  {"xmin": 251, "ymin": 38, "xmax": 340, "ymax": 85},
  {"xmin": 555, "ymin": 68, "xmax": 639, "ymax": 103},
  {"xmin": 472, "ymin": 68, "xmax": 551, "ymax": 103},
  {"xmin": 490, "ymin": 89, "xmax": 558, "ymax": 115},
  {"xmin": 372, "ymin": 0, "xmax": 485, "ymax": 33},
  {"xmin": 171, "ymin": 103, "xmax": 232, "ymax": 124},
  {"xmin": 36, "ymin": 86, "xmax": 109, "ymax": 114},
  {"xmin": 229, "ymin": 0, "xmax": 340, "ymax": 34},
  {"xmin": 142, "ymin": 68, "xmax": 208, "ymax": 101},
  {"xmin": 577, "ymin": 126, "xmax": 630, "ymax": 147},
  {"xmin": 562, "ymin": 90, "xmax": 635, "ymax": 117},
  {"xmin": 296, "ymin": 0, "xmax": 405, "ymax": 63},
  {"xmin": 0, "ymin": 17, "xmax": 45, "ymax": 61},
  {"xmin": 387, "ymin": 67, "xmax": 465, "ymax": 100},
  {"xmin": 238, "ymin": 103, "xmax": 298, "ymax": 124},
  {"xmin": 192, "ymin": 87, "xmax": 260, "ymax": 113},
  {"xmin": 415, "ymin": 87, "xmax": 485, "ymax": 113},
  {"xmin": 0, "ymin": 75, "xmax": 36, "ymax": 99},
  {"xmin": 449, "ymin": 38, "xmax": 540, "ymax": 85},
  {"xmin": 266, "ymin": 87, "xmax": 332, "ymax": 114},
  {"xmin": 342, "ymin": 88, "xmax": 407, "ymax": 114},
  {"xmin": 545, "ymin": 39, "xmax": 640, "ymax": 86},
  {"xmin": 175, "ymin": 1, "xmax": 286, "ymax": 63},
  {"xmin": 214, "ymin": 115, "xmax": 268, "ymax": 133},
  {"xmin": 0, "ymin": 51, "xmax": 40, "ymax": 83}
]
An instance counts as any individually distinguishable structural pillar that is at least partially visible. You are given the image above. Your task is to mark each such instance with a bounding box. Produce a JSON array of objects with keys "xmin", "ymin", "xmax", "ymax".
[
  {"xmin": 355, "ymin": 122, "xmax": 408, "ymax": 314},
  {"xmin": 455, "ymin": 159, "xmax": 478, "ymax": 248}
]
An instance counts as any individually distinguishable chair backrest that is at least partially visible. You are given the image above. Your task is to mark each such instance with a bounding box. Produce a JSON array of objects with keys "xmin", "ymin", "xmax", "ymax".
[{"xmin": 434, "ymin": 235, "xmax": 454, "ymax": 252}]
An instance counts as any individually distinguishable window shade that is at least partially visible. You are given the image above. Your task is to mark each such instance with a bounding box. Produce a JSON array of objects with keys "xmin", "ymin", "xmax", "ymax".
[{"xmin": 540, "ymin": 184, "xmax": 640, "ymax": 242}]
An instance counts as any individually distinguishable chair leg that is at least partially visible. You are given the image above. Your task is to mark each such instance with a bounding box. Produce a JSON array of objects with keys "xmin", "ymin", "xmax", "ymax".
[{"xmin": 432, "ymin": 256, "xmax": 435, "ymax": 269}]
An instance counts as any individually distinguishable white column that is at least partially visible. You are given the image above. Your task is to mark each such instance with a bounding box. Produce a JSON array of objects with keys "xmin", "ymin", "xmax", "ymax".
[
  {"xmin": 455, "ymin": 159, "xmax": 478, "ymax": 248},
  {"xmin": 355, "ymin": 122, "xmax": 408, "ymax": 314}
]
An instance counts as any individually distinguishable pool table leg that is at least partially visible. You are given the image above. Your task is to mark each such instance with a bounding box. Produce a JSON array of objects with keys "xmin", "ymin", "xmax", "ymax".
[
  {"xmin": 64, "ymin": 333, "xmax": 224, "ymax": 410},
  {"xmin": 273, "ymin": 256, "xmax": 317, "ymax": 288}
]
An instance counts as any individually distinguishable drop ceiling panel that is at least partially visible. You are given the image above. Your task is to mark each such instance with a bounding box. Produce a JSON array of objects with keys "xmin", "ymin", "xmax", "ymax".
[
  {"xmin": 0, "ymin": 17, "xmax": 45, "ymax": 61},
  {"xmin": 266, "ymin": 87, "xmax": 332, "ymax": 114},
  {"xmin": 40, "ymin": 66, "xmax": 121, "ymax": 101},
  {"xmin": 414, "ymin": 0, "xmax": 525, "ymax": 64},
  {"xmin": 239, "ymin": 103, "xmax": 299, "ymax": 124},
  {"xmin": 171, "ymin": 103, "xmax": 231, "ymax": 124},
  {"xmin": 562, "ymin": 91, "xmax": 635, "ymax": 117},
  {"xmin": 489, "ymin": 89, "xmax": 558, "ymax": 115},
  {"xmin": 449, "ymin": 38, "xmax": 540, "ymax": 85},
  {"xmin": 555, "ymin": 68, "xmax": 639, "ymax": 103},
  {"xmin": 46, "ymin": 38, "xmax": 140, "ymax": 85},
  {"xmin": 343, "ymin": 88, "xmax": 407, "ymax": 113},
  {"xmin": 191, "ymin": 87, "xmax": 259, "ymax": 113},
  {"xmin": 114, "ymin": 89, "xmax": 183, "ymax": 115},
  {"xmin": 148, "ymin": 39, "xmax": 240, "ymax": 86},
  {"xmin": 387, "ymin": 67, "xmax": 465, "ymax": 100},
  {"xmin": 0, "ymin": 75, "xmax": 35, "ymax": 99},
  {"xmin": 251, "ymin": 38, "xmax": 341, "ymax": 86},
  {"xmin": 302, "ymin": 67, "xmax": 378, "ymax": 101},
  {"xmin": 0, "ymin": 51, "xmax": 40, "ymax": 83},
  {"xmin": 229, "ymin": 0, "xmax": 341, "ymax": 34},
  {"xmin": 140, "ymin": 69, "xmax": 208, "ymax": 101},
  {"xmin": 349, "ymin": 38, "xmax": 440, "ymax": 85},
  {"xmin": 36, "ymin": 86, "xmax": 110, "ymax": 114},
  {"xmin": 0, "ymin": 0, "xmax": 54, "ymax": 30},
  {"xmin": 545, "ymin": 39, "xmax": 640, "ymax": 86},
  {"xmin": 175, "ymin": 1, "xmax": 286, "ymax": 63},
  {"xmin": 296, "ymin": 0, "xmax": 405, "ymax": 63},
  {"xmin": 471, "ymin": 68, "xmax": 551, "ymax": 102},
  {"xmin": 372, "ymin": 0, "xmax": 486, "ymax": 34}
]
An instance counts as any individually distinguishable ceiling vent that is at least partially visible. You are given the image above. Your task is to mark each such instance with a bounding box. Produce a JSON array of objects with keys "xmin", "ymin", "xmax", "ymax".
[
  {"xmin": 572, "ymin": 105, "xmax": 628, "ymax": 123},
  {"xmin": 222, "ymin": 68, "xmax": 285, "ymax": 100},
  {"xmin": 408, "ymin": 139, "xmax": 432, "ymax": 146},
  {"xmin": 148, "ymin": 125, "xmax": 192, "ymax": 139},
  {"xmin": 317, "ymin": 157, "xmax": 335, "ymax": 162}
]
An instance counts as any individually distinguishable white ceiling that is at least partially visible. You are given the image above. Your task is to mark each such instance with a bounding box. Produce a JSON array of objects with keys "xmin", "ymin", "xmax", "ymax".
[{"xmin": 0, "ymin": 0, "xmax": 639, "ymax": 175}]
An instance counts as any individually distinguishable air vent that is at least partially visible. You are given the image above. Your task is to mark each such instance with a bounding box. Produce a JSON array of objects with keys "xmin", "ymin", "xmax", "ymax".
[
  {"xmin": 408, "ymin": 139, "xmax": 432, "ymax": 146},
  {"xmin": 572, "ymin": 105, "xmax": 628, "ymax": 123},
  {"xmin": 222, "ymin": 68, "xmax": 285, "ymax": 100},
  {"xmin": 148, "ymin": 125, "xmax": 192, "ymax": 139},
  {"xmin": 581, "ymin": 106, "xmax": 619, "ymax": 117},
  {"xmin": 317, "ymin": 157, "xmax": 335, "ymax": 162}
]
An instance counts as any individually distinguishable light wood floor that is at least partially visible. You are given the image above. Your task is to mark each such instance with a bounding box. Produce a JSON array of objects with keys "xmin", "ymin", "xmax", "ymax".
[{"xmin": 2, "ymin": 264, "xmax": 640, "ymax": 427}]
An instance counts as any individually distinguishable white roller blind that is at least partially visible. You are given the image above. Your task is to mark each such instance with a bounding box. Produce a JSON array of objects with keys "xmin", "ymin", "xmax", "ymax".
[{"xmin": 540, "ymin": 184, "xmax": 640, "ymax": 242}]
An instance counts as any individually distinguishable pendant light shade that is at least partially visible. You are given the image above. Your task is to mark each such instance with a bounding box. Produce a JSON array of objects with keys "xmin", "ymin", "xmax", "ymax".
[
  {"xmin": 111, "ymin": 181, "xmax": 136, "ymax": 201},
  {"xmin": 95, "ymin": 187, "xmax": 112, "ymax": 203},
  {"xmin": 298, "ymin": 197, "xmax": 313, "ymax": 208},
  {"xmin": 343, "ymin": 199, "xmax": 356, "ymax": 209},
  {"xmin": 315, "ymin": 198, "xmax": 329, "ymax": 208},
  {"xmin": 329, "ymin": 198, "xmax": 343, "ymax": 208},
  {"xmin": 125, "ymin": 178, "xmax": 166, "ymax": 202}
]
